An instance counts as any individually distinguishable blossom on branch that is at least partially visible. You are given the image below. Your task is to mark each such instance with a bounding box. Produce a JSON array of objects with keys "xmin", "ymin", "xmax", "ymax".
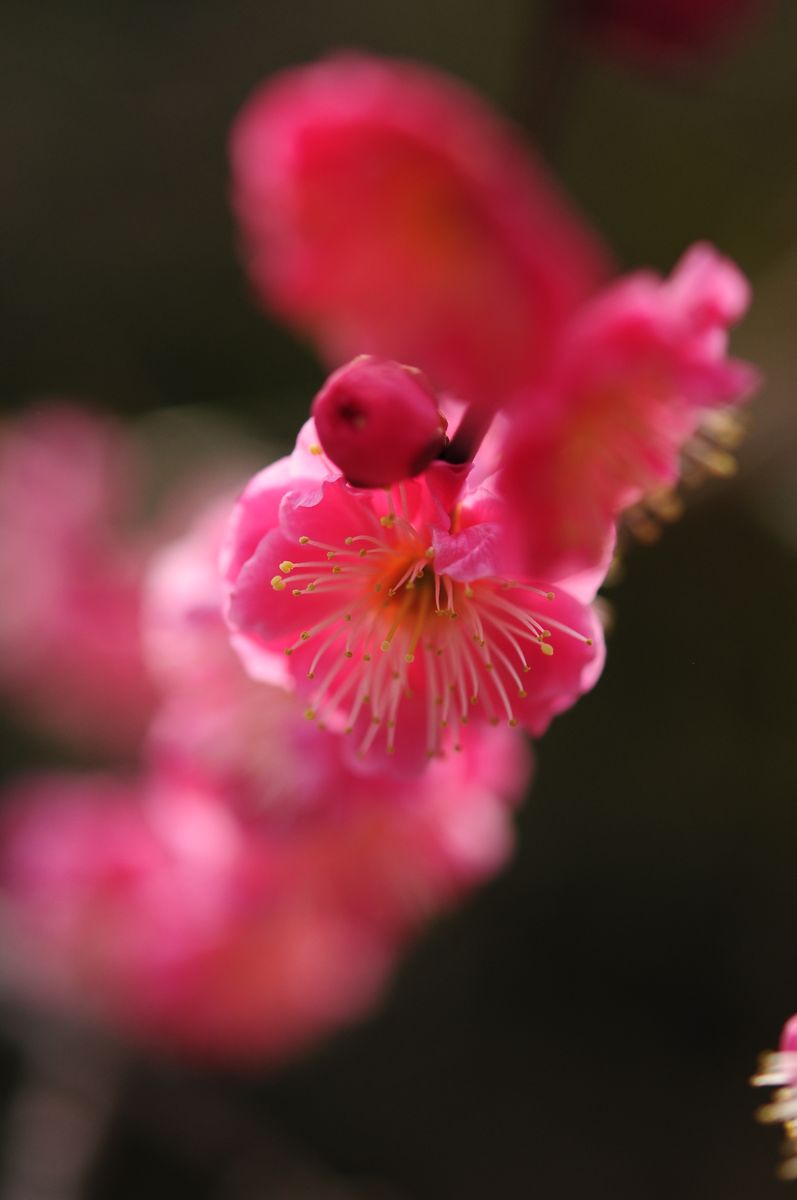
[{"xmin": 224, "ymin": 404, "xmax": 605, "ymax": 777}]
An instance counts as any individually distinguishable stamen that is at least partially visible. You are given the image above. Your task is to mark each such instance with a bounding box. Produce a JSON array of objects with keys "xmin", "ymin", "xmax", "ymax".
[{"xmin": 271, "ymin": 498, "xmax": 593, "ymax": 760}]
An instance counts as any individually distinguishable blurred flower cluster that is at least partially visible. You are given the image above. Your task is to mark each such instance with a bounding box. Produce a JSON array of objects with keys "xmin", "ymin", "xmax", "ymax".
[{"xmin": 0, "ymin": 40, "xmax": 758, "ymax": 1075}]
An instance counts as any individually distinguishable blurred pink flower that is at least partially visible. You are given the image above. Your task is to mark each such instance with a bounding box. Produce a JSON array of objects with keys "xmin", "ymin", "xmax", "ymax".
[
  {"xmin": 0, "ymin": 773, "xmax": 391, "ymax": 1062},
  {"xmin": 500, "ymin": 244, "xmax": 759, "ymax": 581},
  {"xmin": 573, "ymin": 0, "xmax": 770, "ymax": 67},
  {"xmin": 0, "ymin": 404, "xmax": 155, "ymax": 753},
  {"xmin": 224, "ymin": 412, "xmax": 604, "ymax": 778},
  {"xmin": 0, "ymin": 736, "xmax": 527, "ymax": 1061},
  {"xmin": 230, "ymin": 53, "xmax": 609, "ymax": 415}
]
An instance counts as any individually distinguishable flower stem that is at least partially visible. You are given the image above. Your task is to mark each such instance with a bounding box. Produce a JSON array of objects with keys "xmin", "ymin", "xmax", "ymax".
[
  {"xmin": 440, "ymin": 403, "xmax": 494, "ymax": 465},
  {"xmin": 514, "ymin": 0, "xmax": 581, "ymax": 159},
  {"xmin": 0, "ymin": 1014, "xmax": 123, "ymax": 1200}
]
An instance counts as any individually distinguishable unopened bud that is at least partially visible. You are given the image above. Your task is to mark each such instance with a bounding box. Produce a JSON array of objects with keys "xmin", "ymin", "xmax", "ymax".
[{"xmin": 311, "ymin": 356, "xmax": 448, "ymax": 488}]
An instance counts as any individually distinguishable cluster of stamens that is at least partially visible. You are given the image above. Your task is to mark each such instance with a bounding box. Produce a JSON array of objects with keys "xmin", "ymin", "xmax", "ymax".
[
  {"xmin": 269, "ymin": 486, "xmax": 591, "ymax": 760},
  {"xmin": 625, "ymin": 409, "xmax": 747, "ymax": 546},
  {"xmin": 752, "ymin": 1051, "xmax": 797, "ymax": 1180}
]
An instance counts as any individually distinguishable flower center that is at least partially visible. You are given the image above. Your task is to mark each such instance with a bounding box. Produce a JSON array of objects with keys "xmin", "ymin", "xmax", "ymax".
[{"xmin": 270, "ymin": 489, "xmax": 591, "ymax": 760}]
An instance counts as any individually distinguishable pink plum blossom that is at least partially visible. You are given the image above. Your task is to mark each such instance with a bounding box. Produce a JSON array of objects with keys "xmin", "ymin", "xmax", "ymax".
[
  {"xmin": 224, "ymin": 410, "xmax": 605, "ymax": 778},
  {"xmin": 0, "ymin": 773, "xmax": 392, "ymax": 1063},
  {"xmin": 500, "ymin": 244, "xmax": 760, "ymax": 582},
  {"xmin": 0, "ymin": 404, "xmax": 155, "ymax": 753},
  {"xmin": 145, "ymin": 490, "xmax": 530, "ymax": 850},
  {"xmin": 0, "ymin": 675, "xmax": 527, "ymax": 1060},
  {"xmin": 230, "ymin": 53, "xmax": 609, "ymax": 414},
  {"xmin": 573, "ymin": 0, "xmax": 770, "ymax": 67}
]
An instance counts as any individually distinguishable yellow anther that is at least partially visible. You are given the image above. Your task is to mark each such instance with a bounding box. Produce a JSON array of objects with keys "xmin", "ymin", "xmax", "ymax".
[
  {"xmin": 585, "ymin": 638, "xmax": 593, "ymax": 646},
  {"xmin": 380, "ymin": 640, "xmax": 391, "ymax": 652},
  {"xmin": 703, "ymin": 449, "xmax": 737, "ymax": 478},
  {"xmin": 344, "ymin": 650, "xmax": 353, "ymax": 658},
  {"xmin": 271, "ymin": 576, "xmax": 286, "ymax": 591},
  {"xmin": 508, "ymin": 718, "xmax": 519, "ymax": 727},
  {"xmin": 300, "ymin": 631, "xmax": 310, "ymax": 640},
  {"xmin": 308, "ymin": 443, "xmax": 323, "ymax": 456},
  {"xmin": 304, "ymin": 709, "xmax": 316, "ymax": 720},
  {"xmin": 464, "ymin": 585, "xmax": 474, "ymax": 599},
  {"xmin": 518, "ymin": 689, "xmax": 528, "ymax": 699},
  {"xmin": 307, "ymin": 671, "xmax": 315, "ymax": 679},
  {"xmin": 363, "ymin": 654, "xmax": 371, "ymax": 662},
  {"xmin": 546, "ymin": 591, "xmax": 555, "ymax": 601},
  {"xmin": 359, "ymin": 548, "xmax": 367, "ymax": 557},
  {"xmin": 284, "ymin": 648, "xmax": 293, "ymax": 656},
  {"xmin": 279, "ymin": 561, "xmax": 294, "ymax": 573},
  {"xmin": 380, "ymin": 515, "xmax": 395, "ymax": 527},
  {"xmin": 299, "ymin": 536, "xmax": 310, "ymax": 544},
  {"xmin": 326, "ymin": 551, "xmax": 336, "ymax": 559},
  {"xmin": 345, "ymin": 536, "xmax": 354, "ymax": 545},
  {"xmin": 292, "ymin": 589, "xmax": 302, "ymax": 596},
  {"xmin": 540, "ymin": 642, "xmax": 554, "ymax": 657},
  {"xmin": 424, "ymin": 546, "xmax": 435, "ymax": 558},
  {"xmin": 405, "ymin": 653, "xmax": 415, "ymax": 663},
  {"xmin": 332, "ymin": 566, "xmax": 342, "ymax": 574}
]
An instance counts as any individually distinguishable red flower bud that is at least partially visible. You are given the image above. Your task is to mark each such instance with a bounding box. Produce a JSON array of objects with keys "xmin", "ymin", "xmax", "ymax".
[{"xmin": 311, "ymin": 357, "xmax": 448, "ymax": 488}]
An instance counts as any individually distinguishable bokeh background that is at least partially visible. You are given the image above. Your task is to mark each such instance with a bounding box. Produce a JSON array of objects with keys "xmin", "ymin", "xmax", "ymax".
[{"xmin": 1, "ymin": 1, "xmax": 797, "ymax": 1196}]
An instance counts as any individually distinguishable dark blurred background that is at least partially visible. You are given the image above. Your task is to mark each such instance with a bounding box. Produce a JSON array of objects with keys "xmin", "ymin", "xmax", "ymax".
[{"xmin": 1, "ymin": 1, "xmax": 797, "ymax": 1196}]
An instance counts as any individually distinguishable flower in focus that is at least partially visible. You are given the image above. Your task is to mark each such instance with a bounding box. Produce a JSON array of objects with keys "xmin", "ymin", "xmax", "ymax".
[
  {"xmin": 145, "ymin": 490, "xmax": 529, "ymax": 863},
  {"xmin": 224, "ymin": 404, "xmax": 605, "ymax": 777},
  {"xmin": 572, "ymin": 0, "xmax": 770, "ymax": 68},
  {"xmin": 0, "ymin": 404, "xmax": 155, "ymax": 753},
  {"xmin": 500, "ymin": 243, "xmax": 759, "ymax": 581},
  {"xmin": 230, "ymin": 52, "xmax": 609, "ymax": 415},
  {"xmin": 752, "ymin": 1014, "xmax": 797, "ymax": 1180}
]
